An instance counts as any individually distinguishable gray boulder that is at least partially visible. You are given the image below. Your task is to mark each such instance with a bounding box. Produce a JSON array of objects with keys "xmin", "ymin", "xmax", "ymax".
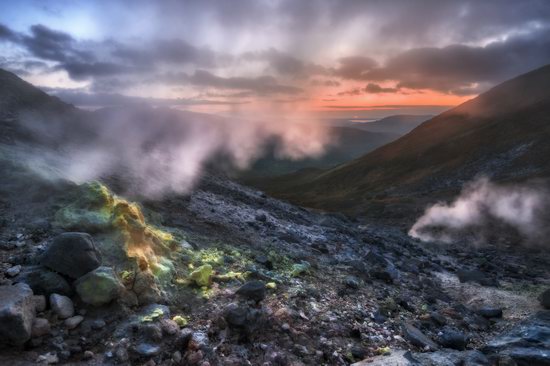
[
  {"xmin": 49, "ymin": 294, "xmax": 74, "ymax": 319},
  {"xmin": 41, "ymin": 232, "xmax": 101, "ymax": 279},
  {"xmin": 75, "ymin": 266, "xmax": 123, "ymax": 306},
  {"xmin": 0, "ymin": 283, "xmax": 36, "ymax": 345},
  {"xmin": 402, "ymin": 322, "xmax": 439, "ymax": 351}
]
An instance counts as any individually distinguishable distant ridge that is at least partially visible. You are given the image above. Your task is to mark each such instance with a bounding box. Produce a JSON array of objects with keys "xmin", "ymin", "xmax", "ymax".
[{"xmin": 352, "ymin": 114, "xmax": 432, "ymax": 135}]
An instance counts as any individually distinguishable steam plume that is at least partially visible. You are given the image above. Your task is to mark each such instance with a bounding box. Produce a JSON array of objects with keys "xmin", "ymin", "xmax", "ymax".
[
  {"xmin": 17, "ymin": 107, "xmax": 331, "ymax": 197},
  {"xmin": 409, "ymin": 177, "xmax": 549, "ymax": 245}
]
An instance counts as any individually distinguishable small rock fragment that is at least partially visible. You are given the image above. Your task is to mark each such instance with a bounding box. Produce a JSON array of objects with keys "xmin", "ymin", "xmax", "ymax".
[
  {"xmin": 65, "ymin": 315, "xmax": 84, "ymax": 329},
  {"xmin": 31, "ymin": 317, "xmax": 51, "ymax": 337},
  {"xmin": 50, "ymin": 293, "xmax": 74, "ymax": 319}
]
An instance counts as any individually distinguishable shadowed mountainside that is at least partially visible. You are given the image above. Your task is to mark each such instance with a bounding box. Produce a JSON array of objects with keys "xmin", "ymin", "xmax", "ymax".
[{"xmin": 251, "ymin": 64, "xmax": 550, "ymax": 217}]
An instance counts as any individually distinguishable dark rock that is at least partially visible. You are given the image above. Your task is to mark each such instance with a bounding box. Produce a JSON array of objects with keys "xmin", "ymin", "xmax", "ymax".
[
  {"xmin": 236, "ymin": 281, "xmax": 266, "ymax": 302},
  {"xmin": 457, "ymin": 269, "xmax": 499, "ymax": 287},
  {"xmin": 373, "ymin": 310, "xmax": 387, "ymax": 324},
  {"xmin": 476, "ymin": 306, "xmax": 503, "ymax": 319},
  {"xmin": 159, "ymin": 319, "xmax": 179, "ymax": 336},
  {"xmin": 369, "ymin": 265, "xmax": 399, "ymax": 283},
  {"xmin": 365, "ymin": 251, "xmax": 399, "ymax": 283},
  {"xmin": 15, "ymin": 265, "xmax": 72, "ymax": 296},
  {"xmin": 33, "ymin": 295, "xmax": 47, "ymax": 312},
  {"xmin": 31, "ymin": 318, "xmax": 51, "ymax": 337},
  {"xmin": 311, "ymin": 242, "xmax": 329, "ymax": 254},
  {"xmin": 255, "ymin": 212, "xmax": 267, "ymax": 222},
  {"xmin": 412, "ymin": 350, "xmax": 489, "ymax": 365},
  {"xmin": 41, "ymin": 233, "xmax": 101, "ymax": 279},
  {"xmin": 255, "ymin": 255, "xmax": 273, "ymax": 270},
  {"xmin": 0, "ymin": 283, "xmax": 35, "ymax": 345},
  {"xmin": 437, "ymin": 328, "xmax": 468, "ymax": 350},
  {"xmin": 133, "ymin": 343, "xmax": 161, "ymax": 357},
  {"xmin": 140, "ymin": 324, "xmax": 163, "ymax": 342},
  {"xmin": 176, "ymin": 328, "xmax": 193, "ymax": 349},
  {"xmin": 430, "ymin": 312, "xmax": 447, "ymax": 325},
  {"xmin": 224, "ymin": 303, "xmax": 263, "ymax": 334},
  {"xmin": 91, "ymin": 319, "xmax": 106, "ymax": 329},
  {"xmin": 483, "ymin": 310, "xmax": 550, "ymax": 365},
  {"xmin": 344, "ymin": 276, "xmax": 360, "ymax": 289},
  {"xmin": 351, "ymin": 345, "xmax": 367, "ymax": 360},
  {"xmin": 539, "ymin": 288, "xmax": 550, "ymax": 309},
  {"xmin": 402, "ymin": 322, "xmax": 439, "ymax": 351}
]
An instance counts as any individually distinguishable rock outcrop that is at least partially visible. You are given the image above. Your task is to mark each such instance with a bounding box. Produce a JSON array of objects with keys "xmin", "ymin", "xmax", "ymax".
[{"xmin": 0, "ymin": 283, "xmax": 35, "ymax": 345}]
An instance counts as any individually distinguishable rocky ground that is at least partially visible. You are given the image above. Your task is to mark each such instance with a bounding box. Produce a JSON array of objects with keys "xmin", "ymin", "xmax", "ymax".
[{"xmin": 0, "ymin": 161, "xmax": 549, "ymax": 366}]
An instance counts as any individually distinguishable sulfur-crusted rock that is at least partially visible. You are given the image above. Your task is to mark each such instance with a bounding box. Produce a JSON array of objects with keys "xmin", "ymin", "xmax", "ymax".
[
  {"xmin": 0, "ymin": 283, "xmax": 35, "ymax": 345},
  {"xmin": 190, "ymin": 264, "xmax": 213, "ymax": 287},
  {"xmin": 75, "ymin": 266, "xmax": 123, "ymax": 306},
  {"xmin": 41, "ymin": 232, "xmax": 101, "ymax": 279},
  {"xmin": 54, "ymin": 181, "xmax": 114, "ymax": 233}
]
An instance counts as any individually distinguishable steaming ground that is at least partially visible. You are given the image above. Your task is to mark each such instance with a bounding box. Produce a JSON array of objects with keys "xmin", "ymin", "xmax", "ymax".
[
  {"xmin": 17, "ymin": 106, "xmax": 332, "ymax": 198},
  {"xmin": 409, "ymin": 177, "xmax": 550, "ymax": 246},
  {"xmin": 1, "ymin": 69, "xmax": 549, "ymax": 365}
]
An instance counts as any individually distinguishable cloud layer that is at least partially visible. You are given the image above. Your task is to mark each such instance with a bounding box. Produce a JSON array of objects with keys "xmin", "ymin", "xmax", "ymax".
[{"xmin": 1, "ymin": 0, "xmax": 550, "ymax": 109}]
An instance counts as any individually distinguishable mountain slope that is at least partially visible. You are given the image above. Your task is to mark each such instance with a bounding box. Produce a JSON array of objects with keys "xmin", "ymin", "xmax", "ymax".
[{"xmin": 255, "ymin": 64, "xmax": 550, "ymax": 216}]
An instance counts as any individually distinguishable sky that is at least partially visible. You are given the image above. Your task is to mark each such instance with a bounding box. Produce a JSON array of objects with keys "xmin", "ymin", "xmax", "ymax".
[{"xmin": 1, "ymin": 0, "xmax": 550, "ymax": 119}]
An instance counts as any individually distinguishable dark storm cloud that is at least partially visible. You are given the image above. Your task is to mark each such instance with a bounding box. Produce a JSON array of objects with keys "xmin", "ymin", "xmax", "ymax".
[
  {"xmin": 242, "ymin": 48, "xmax": 326, "ymax": 78},
  {"xmin": 0, "ymin": 23, "xmax": 16, "ymax": 40},
  {"xmin": 2, "ymin": 0, "xmax": 550, "ymax": 100},
  {"xmin": 56, "ymin": 61, "xmax": 136, "ymax": 81},
  {"xmin": 186, "ymin": 70, "xmax": 302, "ymax": 95},
  {"xmin": 337, "ymin": 83, "xmax": 399, "ymax": 96},
  {"xmin": 21, "ymin": 24, "xmax": 92, "ymax": 62},
  {"xmin": 112, "ymin": 39, "xmax": 223, "ymax": 68},
  {"xmin": 364, "ymin": 83, "xmax": 399, "ymax": 94},
  {"xmin": 362, "ymin": 26, "xmax": 550, "ymax": 94},
  {"xmin": 332, "ymin": 57, "xmax": 378, "ymax": 80}
]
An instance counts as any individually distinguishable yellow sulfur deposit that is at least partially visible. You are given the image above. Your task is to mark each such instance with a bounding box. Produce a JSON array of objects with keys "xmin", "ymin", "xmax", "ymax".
[{"xmin": 55, "ymin": 181, "xmax": 176, "ymax": 273}]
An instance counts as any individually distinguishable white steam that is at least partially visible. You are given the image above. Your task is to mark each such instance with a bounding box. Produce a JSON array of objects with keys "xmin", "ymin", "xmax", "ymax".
[
  {"xmin": 18, "ymin": 107, "xmax": 331, "ymax": 197},
  {"xmin": 409, "ymin": 177, "xmax": 549, "ymax": 245}
]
